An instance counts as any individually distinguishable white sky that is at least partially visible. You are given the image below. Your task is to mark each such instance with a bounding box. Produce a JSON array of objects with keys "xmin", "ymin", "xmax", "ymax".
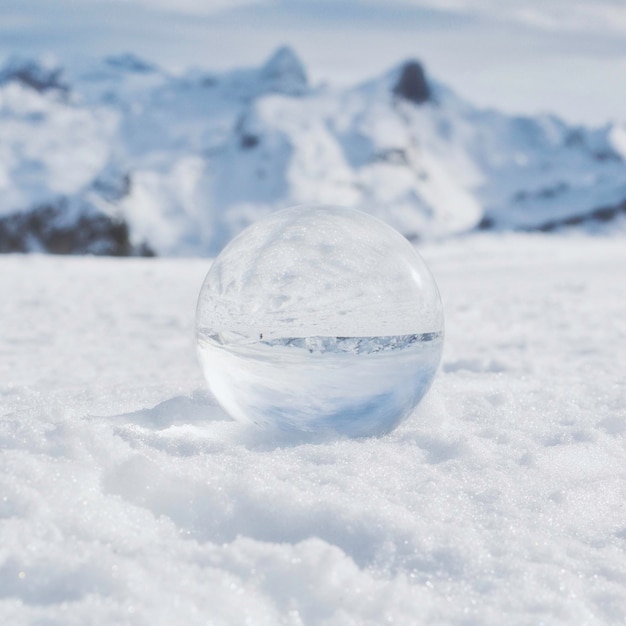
[{"xmin": 1, "ymin": 0, "xmax": 625, "ymax": 124}]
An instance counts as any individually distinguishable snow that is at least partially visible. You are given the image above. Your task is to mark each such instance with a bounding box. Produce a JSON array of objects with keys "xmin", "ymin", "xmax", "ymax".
[
  {"xmin": 2, "ymin": 233, "xmax": 625, "ymax": 624},
  {"xmin": 1, "ymin": 49, "xmax": 625, "ymax": 255}
]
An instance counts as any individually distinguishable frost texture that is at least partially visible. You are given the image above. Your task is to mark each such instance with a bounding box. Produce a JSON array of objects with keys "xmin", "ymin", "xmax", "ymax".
[{"xmin": 196, "ymin": 206, "xmax": 444, "ymax": 435}]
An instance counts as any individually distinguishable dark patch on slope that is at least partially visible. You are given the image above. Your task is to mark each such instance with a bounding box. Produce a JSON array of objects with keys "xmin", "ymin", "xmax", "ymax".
[
  {"xmin": 393, "ymin": 61, "xmax": 430, "ymax": 105},
  {"xmin": 0, "ymin": 59, "xmax": 68, "ymax": 94},
  {"xmin": 0, "ymin": 202, "xmax": 154, "ymax": 256},
  {"xmin": 532, "ymin": 200, "xmax": 626, "ymax": 232},
  {"xmin": 478, "ymin": 198, "xmax": 626, "ymax": 233}
]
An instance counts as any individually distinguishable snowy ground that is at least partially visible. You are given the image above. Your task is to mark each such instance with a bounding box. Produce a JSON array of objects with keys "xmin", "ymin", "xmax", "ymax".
[{"xmin": 1, "ymin": 233, "xmax": 625, "ymax": 625}]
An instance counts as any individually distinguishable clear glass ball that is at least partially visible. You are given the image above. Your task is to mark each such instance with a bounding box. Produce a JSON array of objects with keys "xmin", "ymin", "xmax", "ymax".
[{"xmin": 196, "ymin": 205, "xmax": 444, "ymax": 437}]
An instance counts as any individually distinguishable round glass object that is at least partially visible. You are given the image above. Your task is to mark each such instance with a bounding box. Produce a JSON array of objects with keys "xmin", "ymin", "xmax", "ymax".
[{"xmin": 196, "ymin": 205, "xmax": 444, "ymax": 436}]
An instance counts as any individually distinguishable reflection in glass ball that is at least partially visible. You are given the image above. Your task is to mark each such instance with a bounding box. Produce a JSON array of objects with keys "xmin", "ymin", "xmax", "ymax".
[{"xmin": 196, "ymin": 205, "xmax": 444, "ymax": 437}]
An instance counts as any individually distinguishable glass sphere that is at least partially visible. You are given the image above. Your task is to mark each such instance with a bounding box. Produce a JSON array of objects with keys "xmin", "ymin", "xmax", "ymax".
[{"xmin": 196, "ymin": 205, "xmax": 444, "ymax": 437}]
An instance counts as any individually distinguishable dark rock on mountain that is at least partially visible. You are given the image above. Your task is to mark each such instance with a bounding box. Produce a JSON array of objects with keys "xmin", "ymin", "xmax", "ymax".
[
  {"xmin": 393, "ymin": 61, "xmax": 430, "ymax": 105},
  {"xmin": 240, "ymin": 134, "xmax": 260, "ymax": 149},
  {"xmin": 477, "ymin": 216, "xmax": 495, "ymax": 230},
  {"xmin": 480, "ymin": 198, "xmax": 626, "ymax": 233},
  {"xmin": 0, "ymin": 202, "xmax": 153, "ymax": 256},
  {"xmin": 592, "ymin": 148, "xmax": 622, "ymax": 162},
  {"xmin": 104, "ymin": 53, "xmax": 158, "ymax": 74},
  {"xmin": 374, "ymin": 148, "xmax": 409, "ymax": 165},
  {"xmin": 564, "ymin": 128, "xmax": 623, "ymax": 162},
  {"xmin": 533, "ymin": 199, "xmax": 626, "ymax": 232},
  {"xmin": 0, "ymin": 58, "xmax": 68, "ymax": 93},
  {"xmin": 91, "ymin": 168, "xmax": 132, "ymax": 203}
]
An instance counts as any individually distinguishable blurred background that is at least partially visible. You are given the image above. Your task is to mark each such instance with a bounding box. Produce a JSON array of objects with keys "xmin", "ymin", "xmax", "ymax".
[{"xmin": 1, "ymin": 0, "xmax": 625, "ymax": 256}]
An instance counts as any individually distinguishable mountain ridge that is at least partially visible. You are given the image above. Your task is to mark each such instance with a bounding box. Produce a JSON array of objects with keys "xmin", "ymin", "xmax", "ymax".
[{"xmin": 0, "ymin": 47, "xmax": 624, "ymax": 255}]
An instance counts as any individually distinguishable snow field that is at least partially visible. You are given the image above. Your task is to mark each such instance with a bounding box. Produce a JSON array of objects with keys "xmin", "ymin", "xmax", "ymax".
[{"xmin": 1, "ymin": 234, "xmax": 625, "ymax": 624}]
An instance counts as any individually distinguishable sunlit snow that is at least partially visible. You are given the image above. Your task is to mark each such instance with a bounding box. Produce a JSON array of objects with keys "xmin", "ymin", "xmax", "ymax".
[{"xmin": 1, "ymin": 234, "xmax": 625, "ymax": 623}]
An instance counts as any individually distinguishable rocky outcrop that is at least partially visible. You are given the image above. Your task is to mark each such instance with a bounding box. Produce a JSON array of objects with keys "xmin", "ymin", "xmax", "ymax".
[
  {"xmin": 0, "ymin": 202, "xmax": 153, "ymax": 256},
  {"xmin": 0, "ymin": 58, "xmax": 68, "ymax": 93},
  {"xmin": 478, "ymin": 198, "xmax": 626, "ymax": 232},
  {"xmin": 104, "ymin": 53, "xmax": 157, "ymax": 74},
  {"xmin": 393, "ymin": 61, "xmax": 430, "ymax": 105}
]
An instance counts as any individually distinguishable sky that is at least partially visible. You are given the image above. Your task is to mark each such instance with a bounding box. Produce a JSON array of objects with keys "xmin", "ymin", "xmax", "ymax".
[{"xmin": 1, "ymin": 0, "xmax": 625, "ymax": 125}]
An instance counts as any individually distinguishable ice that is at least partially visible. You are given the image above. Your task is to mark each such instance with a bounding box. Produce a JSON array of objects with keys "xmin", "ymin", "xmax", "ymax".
[{"xmin": 196, "ymin": 205, "xmax": 444, "ymax": 435}]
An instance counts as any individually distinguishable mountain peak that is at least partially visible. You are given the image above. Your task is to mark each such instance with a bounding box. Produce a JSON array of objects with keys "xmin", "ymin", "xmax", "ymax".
[
  {"xmin": 393, "ymin": 60, "xmax": 430, "ymax": 105},
  {"xmin": 104, "ymin": 53, "xmax": 158, "ymax": 74},
  {"xmin": 261, "ymin": 46, "xmax": 308, "ymax": 95}
]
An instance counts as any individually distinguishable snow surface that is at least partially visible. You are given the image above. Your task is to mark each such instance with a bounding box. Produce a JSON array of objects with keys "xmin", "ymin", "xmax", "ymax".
[{"xmin": 1, "ymin": 234, "xmax": 625, "ymax": 624}]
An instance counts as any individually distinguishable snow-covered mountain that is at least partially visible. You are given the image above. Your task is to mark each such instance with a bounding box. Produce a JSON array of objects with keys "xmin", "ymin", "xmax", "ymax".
[{"xmin": 0, "ymin": 48, "xmax": 625, "ymax": 255}]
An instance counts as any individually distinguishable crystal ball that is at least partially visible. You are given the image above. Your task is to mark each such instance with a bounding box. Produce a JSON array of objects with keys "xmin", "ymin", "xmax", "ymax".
[{"xmin": 196, "ymin": 205, "xmax": 444, "ymax": 436}]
